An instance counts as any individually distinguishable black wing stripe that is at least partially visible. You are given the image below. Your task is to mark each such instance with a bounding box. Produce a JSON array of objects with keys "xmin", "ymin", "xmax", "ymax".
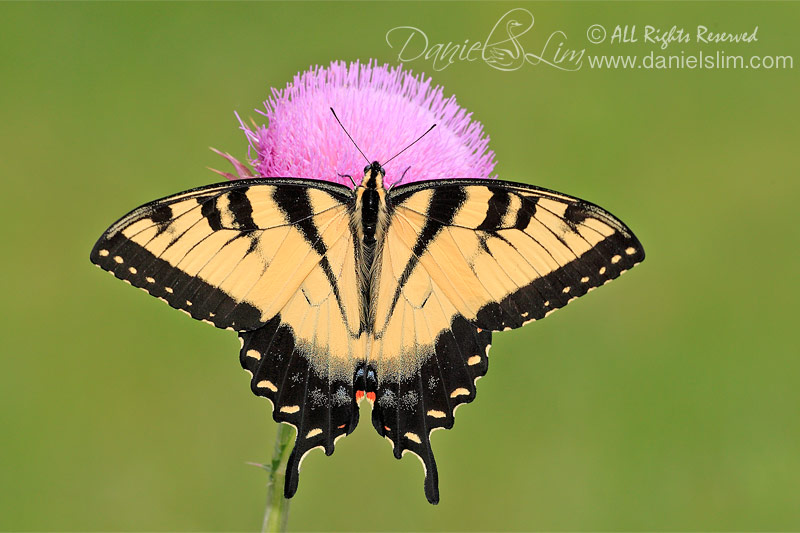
[
  {"xmin": 476, "ymin": 187, "xmax": 511, "ymax": 231},
  {"xmin": 384, "ymin": 212, "xmax": 474, "ymax": 326},
  {"xmin": 201, "ymin": 195, "xmax": 225, "ymax": 231},
  {"xmin": 393, "ymin": 188, "xmax": 466, "ymax": 309},
  {"xmin": 227, "ymin": 188, "xmax": 257, "ymax": 229},
  {"xmin": 272, "ymin": 187, "xmax": 350, "ymax": 329},
  {"xmin": 513, "ymin": 196, "xmax": 535, "ymax": 229}
]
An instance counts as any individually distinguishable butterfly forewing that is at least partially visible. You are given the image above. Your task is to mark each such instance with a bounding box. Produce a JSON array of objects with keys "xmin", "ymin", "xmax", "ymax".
[{"xmin": 388, "ymin": 180, "xmax": 644, "ymax": 329}]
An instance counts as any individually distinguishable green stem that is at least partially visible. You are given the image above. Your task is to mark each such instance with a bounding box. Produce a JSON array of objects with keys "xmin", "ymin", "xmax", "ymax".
[{"xmin": 261, "ymin": 423, "xmax": 293, "ymax": 533}]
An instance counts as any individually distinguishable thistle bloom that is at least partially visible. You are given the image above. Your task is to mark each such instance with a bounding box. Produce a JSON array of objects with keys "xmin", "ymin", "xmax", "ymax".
[{"xmin": 214, "ymin": 60, "xmax": 496, "ymax": 187}]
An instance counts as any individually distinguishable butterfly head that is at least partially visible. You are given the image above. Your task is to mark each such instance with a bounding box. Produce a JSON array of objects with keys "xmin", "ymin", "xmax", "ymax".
[{"xmin": 361, "ymin": 161, "xmax": 386, "ymax": 189}]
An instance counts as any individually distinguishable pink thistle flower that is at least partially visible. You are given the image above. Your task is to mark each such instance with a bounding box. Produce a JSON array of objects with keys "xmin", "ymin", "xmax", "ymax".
[{"xmin": 213, "ymin": 60, "xmax": 496, "ymax": 187}]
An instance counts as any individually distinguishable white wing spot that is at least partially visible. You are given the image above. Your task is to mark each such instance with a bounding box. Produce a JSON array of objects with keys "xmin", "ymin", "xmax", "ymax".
[
  {"xmin": 99, "ymin": 249, "xmax": 109, "ymax": 257},
  {"xmin": 128, "ymin": 267, "xmax": 137, "ymax": 275},
  {"xmin": 450, "ymin": 388, "xmax": 470, "ymax": 398},
  {"xmin": 145, "ymin": 276, "xmax": 155, "ymax": 283},
  {"xmin": 280, "ymin": 405, "xmax": 300, "ymax": 414},
  {"xmin": 165, "ymin": 287, "xmax": 174, "ymax": 294},
  {"xmin": 246, "ymin": 349, "xmax": 261, "ymax": 361},
  {"xmin": 257, "ymin": 380, "xmax": 278, "ymax": 392},
  {"xmin": 113, "ymin": 256, "xmax": 124, "ymax": 264},
  {"xmin": 611, "ymin": 255, "xmax": 622, "ymax": 264},
  {"xmin": 544, "ymin": 300, "xmax": 550, "ymax": 307},
  {"xmin": 625, "ymin": 246, "xmax": 637, "ymax": 255},
  {"xmin": 599, "ymin": 266, "xmax": 607, "ymax": 275},
  {"xmin": 562, "ymin": 286, "xmax": 571, "ymax": 294},
  {"xmin": 467, "ymin": 355, "xmax": 481, "ymax": 366},
  {"xmin": 404, "ymin": 432, "xmax": 422, "ymax": 444},
  {"xmin": 186, "ymin": 300, "xmax": 192, "ymax": 306},
  {"xmin": 427, "ymin": 410, "xmax": 446, "ymax": 418},
  {"xmin": 581, "ymin": 276, "xmax": 590, "ymax": 283},
  {"xmin": 306, "ymin": 428, "xmax": 322, "ymax": 439}
]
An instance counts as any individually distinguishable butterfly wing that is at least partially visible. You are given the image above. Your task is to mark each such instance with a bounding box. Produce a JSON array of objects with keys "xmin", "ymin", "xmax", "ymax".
[
  {"xmin": 91, "ymin": 178, "xmax": 366, "ymax": 496},
  {"xmin": 370, "ymin": 179, "xmax": 645, "ymax": 503}
]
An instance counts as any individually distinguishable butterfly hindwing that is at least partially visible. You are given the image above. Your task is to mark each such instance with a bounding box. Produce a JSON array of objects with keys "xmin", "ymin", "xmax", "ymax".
[
  {"xmin": 370, "ymin": 314, "xmax": 491, "ymax": 504},
  {"xmin": 239, "ymin": 319, "xmax": 359, "ymax": 498}
]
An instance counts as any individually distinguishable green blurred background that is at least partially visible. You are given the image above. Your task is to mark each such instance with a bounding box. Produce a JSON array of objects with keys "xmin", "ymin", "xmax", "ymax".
[{"xmin": 1, "ymin": 1, "xmax": 798, "ymax": 531}]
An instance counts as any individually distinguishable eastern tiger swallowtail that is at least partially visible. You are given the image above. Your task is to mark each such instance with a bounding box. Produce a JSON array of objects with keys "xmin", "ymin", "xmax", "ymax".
[{"xmin": 91, "ymin": 159, "xmax": 644, "ymax": 504}]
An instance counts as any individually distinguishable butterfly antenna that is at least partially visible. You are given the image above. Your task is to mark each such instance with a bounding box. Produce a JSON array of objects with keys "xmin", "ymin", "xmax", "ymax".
[
  {"xmin": 383, "ymin": 124, "xmax": 436, "ymax": 166},
  {"xmin": 330, "ymin": 107, "xmax": 370, "ymax": 164}
]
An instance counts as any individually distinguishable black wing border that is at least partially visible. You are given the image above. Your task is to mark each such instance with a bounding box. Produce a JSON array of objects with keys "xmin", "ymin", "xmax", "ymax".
[{"xmin": 388, "ymin": 177, "xmax": 641, "ymax": 240}]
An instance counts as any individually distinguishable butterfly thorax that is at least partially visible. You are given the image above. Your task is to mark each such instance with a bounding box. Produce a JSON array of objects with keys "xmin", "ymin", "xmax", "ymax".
[{"xmin": 354, "ymin": 161, "xmax": 388, "ymax": 247}]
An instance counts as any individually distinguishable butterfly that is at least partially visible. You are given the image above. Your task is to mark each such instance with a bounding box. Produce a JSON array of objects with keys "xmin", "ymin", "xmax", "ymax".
[{"xmin": 91, "ymin": 157, "xmax": 644, "ymax": 504}]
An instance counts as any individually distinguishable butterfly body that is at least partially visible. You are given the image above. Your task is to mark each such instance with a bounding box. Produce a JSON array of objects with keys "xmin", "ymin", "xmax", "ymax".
[
  {"xmin": 91, "ymin": 168, "xmax": 644, "ymax": 504},
  {"xmin": 355, "ymin": 160, "xmax": 387, "ymax": 247}
]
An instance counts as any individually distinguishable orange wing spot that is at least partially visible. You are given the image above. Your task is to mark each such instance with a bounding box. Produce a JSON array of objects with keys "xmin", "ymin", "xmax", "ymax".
[
  {"xmin": 337, "ymin": 424, "xmax": 346, "ymax": 429},
  {"xmin": 476, "ymin": 327, "xmax": 483, "ymax": 332},
  {"xmin": 384, "ymin": 426, "xmax": 391, "ymax": 432},
  {"xmin": 366, "ymin": 392, "xmax": 376, "ymax": 403},
  {"xmin": 355, "ymin": 390, "xmax": 365, "ymax": 403}
]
